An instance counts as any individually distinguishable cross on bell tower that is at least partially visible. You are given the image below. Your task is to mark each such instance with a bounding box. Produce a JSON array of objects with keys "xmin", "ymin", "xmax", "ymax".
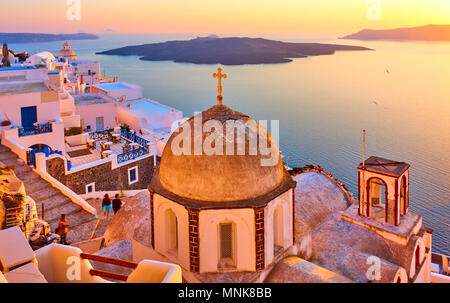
[{"xmin": 213, "ymin": 67, "xmax": 227, "ymax": 106}]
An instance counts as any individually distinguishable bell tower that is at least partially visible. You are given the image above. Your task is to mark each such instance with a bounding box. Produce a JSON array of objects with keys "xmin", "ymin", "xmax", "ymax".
[{"xmin": 358, "ymin": 156, "xmax": 410, "ymax": 226}]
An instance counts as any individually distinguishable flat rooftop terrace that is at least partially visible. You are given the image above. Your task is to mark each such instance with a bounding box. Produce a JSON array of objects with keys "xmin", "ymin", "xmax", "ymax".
[
  {"xmin": 122, "ymin": 98, "xmax": 173, "ymax": 116},
  {"xmin": 0, "ymin": 80, "xmax": 49, "ymax": 96},
  {"xmin": 73, "ymin": 93, "xmax": 113, "ymax": 106},
  {"xmin": 92, "ymin": 82, "xmax": 137, "ymax": 92}
]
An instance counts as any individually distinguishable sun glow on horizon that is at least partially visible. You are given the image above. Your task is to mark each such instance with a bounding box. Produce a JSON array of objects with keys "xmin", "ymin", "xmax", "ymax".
[{"xmin": 3, "ymin": 0, "xmax": 450, "ymax": 37}]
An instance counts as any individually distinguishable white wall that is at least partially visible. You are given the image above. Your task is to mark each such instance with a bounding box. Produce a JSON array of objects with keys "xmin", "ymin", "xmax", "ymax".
[
  {"xmin": 34, "ymin": 244, "xmax": 109, "ymax": 283},
  {"xmin": 75, "ymin": 103, "xmax": 118, "ymax": 131},
  {"xmin": 199, "ymin": 208, "xmax": 256, "ymax": 273},
  {"xmin": 0, "ymin": 68, "xmax": 48, "ymax": 81},
  {"xmin": 126, "ymin": 260, "xmax": 182, "ymax": 283},
  {"xmin": 0, "ymin": 87, "xmax": 61, "ymax": 127},
  {"xmin": 34, "ymin": 243, "xmax": 182, "ymax": 283},
  {"xmin": 117, "ymin": 107, "xmax": 142, "ymax": 131},
  {"xmin": 153, "ymin": 195, "xmax": 190, "ymax": 271},
  {"xmin": 76, "ymin": 62, "xmax": 100, "ymax": 76},
  {"xmin": 60, "ymin": 91, "xmax": 76, "ymax": 114},
  {"xmin": 264, "ymin": 189, "xmax": 294, "ymax": 266},
  {"xmin": 409, "ymin": 237, "xmax": 426, "ymax": 281},
  {"xmin": 2, "ymin": 120, "xmax": 65, "ymax": 152},
  {"xmin": 61, "ymin": 114, "xmax": 81, "ymax": 128}
]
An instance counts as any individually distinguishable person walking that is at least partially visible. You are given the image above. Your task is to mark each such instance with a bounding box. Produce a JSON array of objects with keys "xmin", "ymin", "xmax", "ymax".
[
  {"xmin": 112, "ymin": 194, "xmax": 123, "ymax": 215},
  {"xmin": 57, "ymin": 214, "xmax": 70, "ymax": 245},
  {"xmin": 102, "ymin": 194, "xmax": 112, "ymax": 220}
]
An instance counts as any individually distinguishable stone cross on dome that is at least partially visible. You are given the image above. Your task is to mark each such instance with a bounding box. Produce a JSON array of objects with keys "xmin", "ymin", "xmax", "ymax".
[{"xmin": 213, "ymin": 67, "xmax": 227, "ymax": 106}]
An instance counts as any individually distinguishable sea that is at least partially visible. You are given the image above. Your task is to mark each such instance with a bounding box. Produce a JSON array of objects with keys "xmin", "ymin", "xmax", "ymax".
[{"xmin": 6, "ymin": 34, "xmax": 449, "ymax": 255}]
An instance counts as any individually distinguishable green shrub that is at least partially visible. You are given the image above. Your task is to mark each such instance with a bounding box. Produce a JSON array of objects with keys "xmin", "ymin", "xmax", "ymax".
[
  {"xmin": 120, "ymin": 124, "xmax": 130, "ymax": 132},
  {"xmin": 14, "ymin": 193, "xmax": 24, "ymax": 202}
]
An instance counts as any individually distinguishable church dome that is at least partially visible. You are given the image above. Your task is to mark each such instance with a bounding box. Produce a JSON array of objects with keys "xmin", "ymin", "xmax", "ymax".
[
  {"xmin": 57, "ymin": 42, "xmax": 77, "ymax": 59},
  {"xmin": 158, "ymin": 102, "xmax": 286, "ymax": 202}
]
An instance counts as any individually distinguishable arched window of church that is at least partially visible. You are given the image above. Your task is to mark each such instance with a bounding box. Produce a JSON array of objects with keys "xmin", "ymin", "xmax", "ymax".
[
  {"xmin": 415, "ymin": 244, "xmax": 421, "ymax": 270},
  {"xmin": 166, "ymin": 209, "xmax": 178, "ymax": 255},
  {"xmin": 219, "ymin": 222, "xmax": 235, "ymax": 268},
  {"xmin": 273, "ymin": 205, "xmax": 284, "ymax": 255}
]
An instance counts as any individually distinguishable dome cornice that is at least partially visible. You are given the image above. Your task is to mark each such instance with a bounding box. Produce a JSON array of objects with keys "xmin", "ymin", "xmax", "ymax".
[{"xmin": 149, "ymin": 166, "xmax": 296, "ymax": 210}]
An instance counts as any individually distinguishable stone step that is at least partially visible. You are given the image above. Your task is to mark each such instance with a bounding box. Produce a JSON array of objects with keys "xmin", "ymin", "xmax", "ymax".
[
  {"xmin": 14, "ymin": 165, "xmax": 32, "ymax": 176},
  {"xmin": 68, "ymin": 210, "xmax": 97, "ymax": 227},
  {"xmin": 1, "ymin": 158, "xmax": 29, "ymax": 174},
  {"xmin": 0, "ymin": 151, "xmax": 17, "ymax": 161},
  {"xmin": 29, "ymin": 184, "xmax": 61, "ymax": 201},
  {"xmin": 43, "ymin": 202, "xmax": 82, "ymax": 224},
  {"xmin": 0, "ymin": 145, "xmax": 11, "ymax": 153},
  {"xmin": 65, "ymin": 218, "xmax": 99, "ymax": 243},
  {"xmin": 25, "ymin": 178, "xmax": 51, "ymax": 195},
  {"xmin": 3, "ymin": 165, "xmax": 31, "ymax": 176},
  {"xmin": 16, "ymin": 170, "xmax": 41, "ymax": 182},
  {"xmin": 39, "ymin": 194, "xmax": 72, "ymax": 211},
  {"xmin": 1, "ymin": 156, "xmax": 26, "ymax": 166},
  {"xmin": 29, "ymin": 186, "xmax": 61, "ymax": 202},
  {"xmin": 0, "ymin": 144, "xmax": 99, "ymax": 243},
  {"xmin": 49, "ymin": 209, "xmax": 96, "ymax": 230}
]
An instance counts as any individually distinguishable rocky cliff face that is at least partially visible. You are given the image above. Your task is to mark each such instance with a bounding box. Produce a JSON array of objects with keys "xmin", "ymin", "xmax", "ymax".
[{"xmin": 102, "ymin": 191, "xmax": 152, "ymax": 248}]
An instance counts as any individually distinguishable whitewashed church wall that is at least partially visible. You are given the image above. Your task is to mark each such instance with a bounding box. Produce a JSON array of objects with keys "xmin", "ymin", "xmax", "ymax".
[
  {"xmin": 198, "ymin": 208, "xmax": 255, "ymax": 273},
  {"xmin": 153, "ymin": 195, "xmax": 190, "ymax": 271},
  {"xmin": 264, "ymin": 189, "xmax": 293, "ymax": 266}
]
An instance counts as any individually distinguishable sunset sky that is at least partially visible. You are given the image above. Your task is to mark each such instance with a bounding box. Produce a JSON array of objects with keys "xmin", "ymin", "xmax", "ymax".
[{"xmin": 4, "ymin": 0, "xmax": 450, "ymax": 38}]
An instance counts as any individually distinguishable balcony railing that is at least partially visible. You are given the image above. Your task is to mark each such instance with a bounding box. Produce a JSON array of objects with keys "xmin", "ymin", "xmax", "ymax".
[
  {"xmin": 117, "ymin": 146, "xmax": 148, "ymax": 164},
  {"xmin": 88, "ymin": 129, "xmax": 114, "ymax": 141},
  {"xmin": 120, "ymin": 128, "xmax": 150, "ymax": 146},
  {"xmin": 18, "ymin": 123, "xmax": 53, "ymax": 137}
]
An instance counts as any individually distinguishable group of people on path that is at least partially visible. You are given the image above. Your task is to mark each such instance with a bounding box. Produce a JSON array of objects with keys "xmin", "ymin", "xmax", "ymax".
[
  {"xmin": 102, "ymin": 193, "xmax": 123, "ymax": 220},
  {"xmin": 56, "ymin": 193, "xmax": 124, "ymax": 245}
]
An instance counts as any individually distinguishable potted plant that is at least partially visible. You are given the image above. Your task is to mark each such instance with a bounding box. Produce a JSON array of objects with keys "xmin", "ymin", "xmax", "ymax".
[{"xmin": 0, "ymin": 120, "xmax": 12, "ymax": 133}]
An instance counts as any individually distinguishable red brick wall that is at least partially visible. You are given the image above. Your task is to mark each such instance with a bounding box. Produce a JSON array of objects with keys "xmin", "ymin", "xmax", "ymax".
[
  {"xmin": 150, "ymin": 191, "xmax": 155, "ymax": 248},
  {"xmin": 188, "ymin": 208, "xmax": 200, "ymax": 273},
  {"xmin": 255, "ymin": 207, "xmax": 265, "ymax": 271}
]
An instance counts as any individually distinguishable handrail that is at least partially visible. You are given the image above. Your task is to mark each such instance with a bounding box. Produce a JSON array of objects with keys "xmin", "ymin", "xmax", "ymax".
[
  {"xmin": 18, "ymin": 123, "xmax": 53, "ymax": 137},
  {"xmin": 89, "ymin": 269, "xmax": 129, "ymax": 282},
  {"xmin": 117, "ymin": 146, "xmax": 148, "ymax": 164},
  {"xmin": 89, "ymin": 219, "xmax": 101, "ymax": 240},
  {"xmin": 80, "ymin": 253, "xmax": 138, "ymax": 269},
  {"xmin": 120, "ymin": 128, "xmax": 150, "ymax": 146}
]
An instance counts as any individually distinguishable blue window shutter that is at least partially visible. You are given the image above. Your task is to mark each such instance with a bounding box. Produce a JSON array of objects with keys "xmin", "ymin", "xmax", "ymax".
[{"xmin": 130, "ymin": 169, "xmax": 136, "ymax": 182}]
